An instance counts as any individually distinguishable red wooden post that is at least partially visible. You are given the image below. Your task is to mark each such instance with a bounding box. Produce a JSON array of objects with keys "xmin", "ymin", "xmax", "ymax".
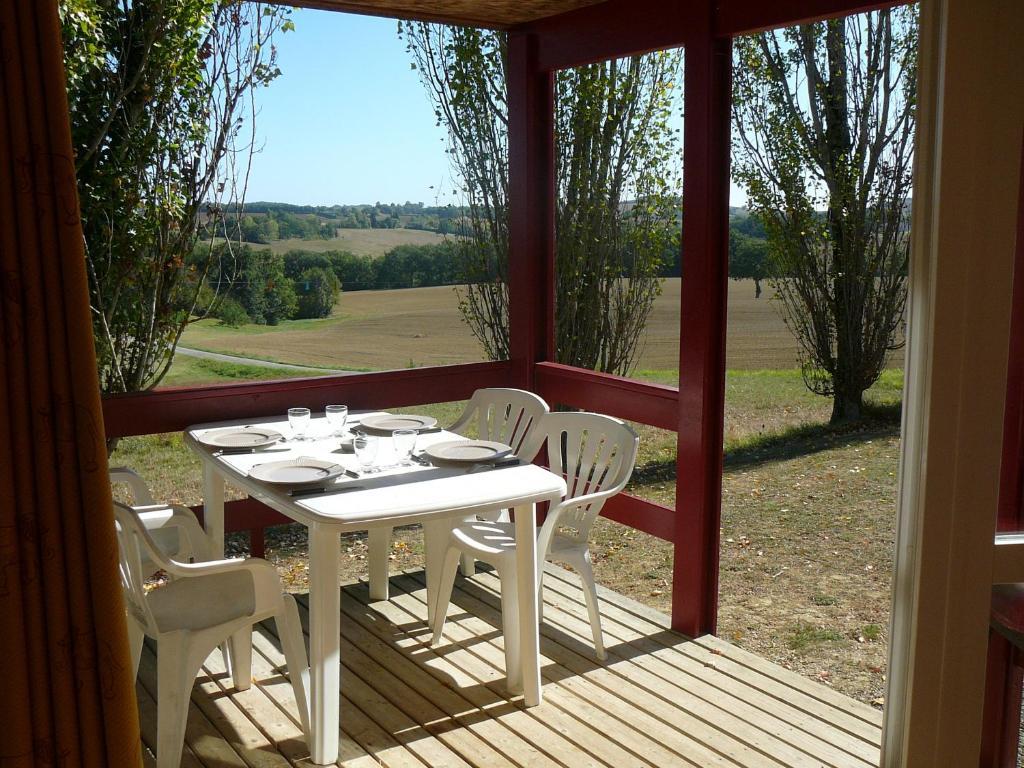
[
  {"xmin": 507, "ymin": 31, "xmax": 555, "ymax": 390},
  {"xmin": 672, "ymin": 11, "xmax": 732, "ymax": 637},
  {"xmin": 981, "ymin": 130, "xmax": 1024, "ymax": 768}
]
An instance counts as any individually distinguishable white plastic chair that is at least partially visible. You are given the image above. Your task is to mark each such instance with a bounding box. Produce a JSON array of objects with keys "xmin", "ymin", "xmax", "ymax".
[
  {"xmin": 430, "ymin": 412, "xmax": 638, "ymax": 665},
  {"xmin": 366, "ymin": 388, "xmax": 549, "ymax": 599},
  {"xmin": 113, "ymin": 502, "xmax": 311, "ymax": 768},
  {"xmin": 109, "ymin": 467, "xmax": 208, "ymax": 569}
]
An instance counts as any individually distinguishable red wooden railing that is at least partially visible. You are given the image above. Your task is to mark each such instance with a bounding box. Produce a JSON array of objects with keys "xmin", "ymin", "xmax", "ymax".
[{"xmin": 102, "ymin": 359, "xmax": 681, "ymax": 554}]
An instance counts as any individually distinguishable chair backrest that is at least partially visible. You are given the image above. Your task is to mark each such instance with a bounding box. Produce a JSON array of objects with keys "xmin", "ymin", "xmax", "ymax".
[
  {"xmin": 109, "ymin": 467, "xmax": 157, "ymax": 506},
  {"xmin": 537, "ymin": 412, "xmax": 639, "ymax": 545},
  {"xmin": 111, "ymin": 501, "xmax": 169, "ymax": 635},
  {"xmin": 449, "ymin": 388, "xmax": 549, "ymax": 455}
]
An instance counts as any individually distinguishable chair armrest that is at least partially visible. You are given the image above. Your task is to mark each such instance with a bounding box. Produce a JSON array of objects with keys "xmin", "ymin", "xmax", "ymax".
[
  {"xmin": 158, "ymin": 555, "xmax": 266, "ymax": 580},
  {"xmin": 109, "ymin": 467, "xmax": 157, "ymax": 506},
  {"xmin": 131, "ymin": 503, "xmax": 214, "ymax": 562}
]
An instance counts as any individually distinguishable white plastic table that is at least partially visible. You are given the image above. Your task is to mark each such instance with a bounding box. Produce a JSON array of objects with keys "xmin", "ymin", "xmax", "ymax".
[{"xmin": 185, "ymin": 414, "xmax": 566, "ymax": 766}]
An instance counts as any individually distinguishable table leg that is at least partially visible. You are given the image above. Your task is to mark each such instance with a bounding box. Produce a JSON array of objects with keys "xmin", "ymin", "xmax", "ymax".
[
  {"xmin": 202, "ymin": 463, "xmax": 225, "ymax": 558},
  {"xmin": 367, "ymin": 526, "xmax": 391, "ymax": 601},
  {"xmin": 513, "ymin": 502, "xmax": 542, "ymax": 706},
  {"xmin": 422, "ymin": 519, "xmax": 450, "ymax": 626},
  {"xmin": 308, "ymin": 523, "xmax": 341, "ymax": 765}
]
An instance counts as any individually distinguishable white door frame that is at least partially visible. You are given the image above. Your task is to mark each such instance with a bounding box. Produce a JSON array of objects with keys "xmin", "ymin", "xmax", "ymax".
[{"xmin": 883, "ymin": 0, "xmax": 1024, "ymax": 764}]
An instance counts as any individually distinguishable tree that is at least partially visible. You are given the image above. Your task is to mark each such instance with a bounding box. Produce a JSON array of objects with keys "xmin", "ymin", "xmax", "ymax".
[
  {"xmin": 732, "ymin": 8, "xmax": 916, "ymax": 423},
  {"xmin": 60, "ymin": 0, "xmax": 291, "ymax": 393},
  {"xmin": 402, "ymin": 24, "xmax": 681, "ymax": 374},
  {"xmin": 729, "ymin": 232, "xmax": 770, "ymax": 298},
  {"xmin": 295, "ymin": 267, "xmax": 340, "ymax": 319},
  {"xmin": 236, "ymin": 250, "xmax": 297, "ymax": 325}
]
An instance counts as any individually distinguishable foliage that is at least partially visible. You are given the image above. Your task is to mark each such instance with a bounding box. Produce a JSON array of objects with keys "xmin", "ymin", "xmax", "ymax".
[
  {"xmin": 60, "ymin": 0, "xmax": 291, "ymax": 393},
  {"xmin": 235, "ymin": 251, "xmax": 297, "ymax": 325},
  {"xmin": 733, "ymin": 8, "xmax": 917, "ymax": 422},
  {"xmin": 401, "ymin": 25, "xmax": 681, "ymax": 374},
  {"xmin": 214, "ymin": 298, "xmax": 251, "ymax": 327},
  {"xmin": 729, "ymin": 233, "xmax": 770, "ymax": 297},
  {"xmin": 295, "ymin": 267, "xmax": 340, "ymax": 319}
]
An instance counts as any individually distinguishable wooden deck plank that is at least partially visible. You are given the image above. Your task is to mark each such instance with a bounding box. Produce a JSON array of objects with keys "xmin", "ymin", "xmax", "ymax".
[
  {"xmin": 399, "ymin": 571, "xmax": 781, "ymax": 768},
  {"xmin": 542, "ymin": 563, "xmax": 883, "ymax": 729},
  {"xmin": 384, "ymin": 574, "xmax": 707, "ymax": 768},
  {"xmin": 372, "ymin": 576, "xmax": 666, "ymax": 768},
  {"xmin": 521, "ymin": 567, "xmax": 880, "ymax": 766},
  {"xmin": 136, "ymin": 644, "xmax": 249, "ymax": 768},
  {"xmin": 133, "ymin": 565, "xmax": 883, "ymax": 768},
  {"xmin": 437, "ymin": 569, "xmax": 845, "ymax": 768},
  {"xmin": 248, "ymin": 628, "xmax": 393, "ymax": 768},
  {"xmin": 331, "ymin": 589, "xmax": 572, "ymax": 768}
]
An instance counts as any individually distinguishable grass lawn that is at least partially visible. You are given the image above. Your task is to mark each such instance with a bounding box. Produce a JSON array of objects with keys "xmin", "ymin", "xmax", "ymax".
[
  {"xmin": 160, "ymin": 355, "xmax": 331, "ymax": 387},
  {"xmin": 113, "ymin": 365, "xmax": 902, "ymax": 708},
  {"xmin": 265, "ymin": 227, "xmax": 453, "ymax": 257}
]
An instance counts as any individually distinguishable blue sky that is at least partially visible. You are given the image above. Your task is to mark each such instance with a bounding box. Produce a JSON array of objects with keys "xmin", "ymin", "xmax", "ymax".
[
  {"xmin": 245, "ymin": 8, "xmax": 746, "ymax": 207},
  {"xmin": 244, "ymin": 10, "xmax": 454, "ymax": 205}
]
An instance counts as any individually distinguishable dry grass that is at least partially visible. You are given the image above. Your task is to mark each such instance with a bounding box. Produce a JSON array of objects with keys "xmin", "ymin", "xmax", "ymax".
[
  {"xmin": 265, "ymin": 227, "xmax": 452, "ymax": 257},
  {"xmin": 179, "ymin": 279, "xmax": 821, "ymax": 375}
]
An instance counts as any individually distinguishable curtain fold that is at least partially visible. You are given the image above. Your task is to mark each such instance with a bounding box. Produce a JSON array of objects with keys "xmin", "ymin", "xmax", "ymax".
[{"xmin": 0, "ymin": 2, "xmax": 141, "ymax": 766}]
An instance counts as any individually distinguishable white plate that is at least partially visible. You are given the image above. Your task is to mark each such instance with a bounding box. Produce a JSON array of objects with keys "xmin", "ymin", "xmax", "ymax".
[
  {"xmin": 423, "ymin": 440, "xmax": 513, "ymax": 464},
  {"xmin": 248, "ymin": 458, "xmax": 344, "ymax": 486},
  {"xmin": 198, "ymin": 426, "xmax": 284, "ymax": 450},
  {"xmin": 359, "ymin": 413, "xmax": 438, "ymax": 433}
]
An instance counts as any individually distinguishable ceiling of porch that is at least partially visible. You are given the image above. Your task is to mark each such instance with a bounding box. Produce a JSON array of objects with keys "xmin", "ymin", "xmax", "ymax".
[{"xmin": 291, "ymin": 0, "xmax": 607, "ymax": 28}]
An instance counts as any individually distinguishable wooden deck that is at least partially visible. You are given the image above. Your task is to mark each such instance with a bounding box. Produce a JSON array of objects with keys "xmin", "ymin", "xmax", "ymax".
[{"xmin": 136, "ymin": 564, "xmax": 884, "ymax": 767}]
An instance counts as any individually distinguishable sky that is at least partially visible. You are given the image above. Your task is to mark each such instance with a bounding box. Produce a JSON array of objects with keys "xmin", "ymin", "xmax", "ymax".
[
  {"xmin": 244, "ymin": 10, "xmax": 455, "ymax": 205},
  {"xmin": 244, "ymin": 8, "xmax": 747, "ymax": 207}
]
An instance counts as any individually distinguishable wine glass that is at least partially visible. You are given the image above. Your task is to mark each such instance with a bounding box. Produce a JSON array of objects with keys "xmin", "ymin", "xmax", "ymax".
[
  {"xmin": 353, "ymin": 434, "xmax": 378, "ymax": 473},
  {"xmin": 325, "ymin": 404, "xmax": 349, "ymax": 437},
  {"xmin": 287, "ymin": 407, "xmax": 311, "ymax": 441},
  {"xmin": 392, "ymin": 429, "xmax": 417, "ymax": 466}
]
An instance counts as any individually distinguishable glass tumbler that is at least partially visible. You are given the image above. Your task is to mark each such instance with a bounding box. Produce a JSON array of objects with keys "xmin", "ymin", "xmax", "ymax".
[{"xmin": 287, "ymin": 407, "xmax": 311, "ymax": 441}]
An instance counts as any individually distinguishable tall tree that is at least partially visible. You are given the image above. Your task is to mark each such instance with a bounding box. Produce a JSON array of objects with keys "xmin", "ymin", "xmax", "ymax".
[
  {"xmin": 402, "ymin": 24, "xmax": 681, "ymax": 375},
  {"xmin": 60, "ymin": 0, "xmax": 291, "ymax": 393},
  {"xmin": 733, "ymin": 7, "xmax": 917, "ymax": 423}
]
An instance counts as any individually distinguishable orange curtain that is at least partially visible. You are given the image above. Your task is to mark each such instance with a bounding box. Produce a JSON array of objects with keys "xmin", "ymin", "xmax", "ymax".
[{"xmin": 0, "ymin": 2, "xmax": 141, "ymax": 766}]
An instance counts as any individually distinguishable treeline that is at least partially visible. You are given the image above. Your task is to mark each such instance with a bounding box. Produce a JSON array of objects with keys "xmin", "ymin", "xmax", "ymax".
[
  {"xmin": 227, "ymin": 201, "xmax": 468, "ymax": 236},
  {"xmin": 199, "ymin": 241, "xmax": 462, "ymax": 326}
]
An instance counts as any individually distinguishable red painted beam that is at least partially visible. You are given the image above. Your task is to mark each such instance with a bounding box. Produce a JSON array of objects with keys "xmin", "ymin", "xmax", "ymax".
[
  {"xmin": 102, "ymin": 361, "xmax": 512, "ymax": 439},
  {"xmin": 998, "ymin": 129, "xmax": 1024, "ymax": 532},
  {"xmin": 534, "ymin": 362, "xmax": 678, "ymax": 430},
  {"xmin": 189, "ymin": 497, "xmax": 291, "ymax": 532},
  {"xmin": 602, "ymin": 493, "xmax": 674, "ymax": 542},
  {"xmin": 672, "ymin": 7, "xmax": 732, "ymax": 638},
  {"xmin": 716, "ymin": 0, "xmax": 910, "ymax": 38},
  {"xmin": 522, "ymin": 0, "xmax": 697, "ymax": 72},
  {"xmin": 507, "ymin": 32, "xmax": 556, "ymax": 388}
]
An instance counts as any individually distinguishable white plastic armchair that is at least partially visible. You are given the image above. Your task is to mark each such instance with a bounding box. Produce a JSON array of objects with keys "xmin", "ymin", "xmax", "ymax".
[
  {"xmin": 366, "ymin": 388, "xmax": 550, "ymax": 600},
  {"xmin": 430, "ymin": 412, "xmax": 638, "ymax": 666},
  {"xmin": 113, "ymin": 502, "xmax": 310, "ymax": 768},
  {"xmin": 109, "ymin": 467, "xmax": 211, "ymax": 568}
]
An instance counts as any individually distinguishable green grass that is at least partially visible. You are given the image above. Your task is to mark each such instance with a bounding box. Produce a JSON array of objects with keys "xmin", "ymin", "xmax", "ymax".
[
  {"xmin": 861, "ymin": 624, "xmax": 883, "ymax": 642},
  {"xmin": 160, "ymin": 356, "xmax": 331, "ymax": 387},
  {"xmin": 788, "ymin": 622, "xmax": 845, "ymax": 651}
]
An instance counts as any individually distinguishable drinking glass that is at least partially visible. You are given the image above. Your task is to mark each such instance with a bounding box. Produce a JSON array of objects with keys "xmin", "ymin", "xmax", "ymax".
[
  {"xmin": 287, "ymin": 407, "xmax": 311, "ymax": 441},
  {"xmin": 325, "ymin": 404, "xmax": 349, "ymax": 437},
  {"xmin": 392, "ymin": 429, "xmax": 417, "ymax": 466},
  {"xmin": 353, "ymin": 434, "xmax": 378, "ymax": 473}
]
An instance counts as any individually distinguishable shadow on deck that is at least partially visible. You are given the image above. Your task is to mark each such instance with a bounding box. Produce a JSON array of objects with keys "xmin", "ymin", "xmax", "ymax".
[{"xmin": 136, "ymin": 563, "xmax": 883, "ymax": 767}]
